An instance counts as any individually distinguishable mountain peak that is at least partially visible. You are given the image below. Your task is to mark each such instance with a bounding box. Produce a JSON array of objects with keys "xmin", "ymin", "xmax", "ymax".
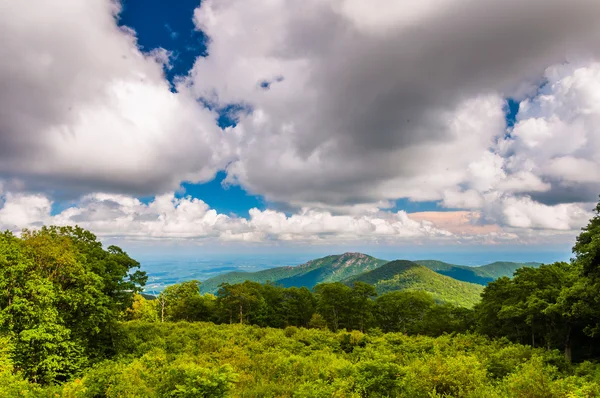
[
  {"xmin": 335, "ymin": 252, "xmax": 374, "ymax": 268},
  {"xmin": 340, "ymin": 252, "xmax": 367, "ymax": 257}
]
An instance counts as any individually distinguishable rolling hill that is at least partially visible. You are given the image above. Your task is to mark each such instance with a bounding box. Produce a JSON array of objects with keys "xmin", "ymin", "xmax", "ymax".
[
  {"xmin": 414, "ymin": 260, "xmax": 542, "ymax": 285},
  {"xmin": 200, "ymin": 253, "xmax": 388, "ymax": 293},
  {"xmin": 343, "ymin": 260, "xmax": 484, "ymax": 307}
]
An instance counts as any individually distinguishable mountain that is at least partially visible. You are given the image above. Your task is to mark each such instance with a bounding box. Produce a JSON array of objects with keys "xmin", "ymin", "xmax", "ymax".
[
  {"xmin": 343, "ymin": 260, "xmax": 484, "ymax": 307},
  {"xmin": 276, "ymin": 253, "xmax": 389, "ymax": 288},
  {"xmin": 200, "ymin": 253, "xmax": 388, "ymax": 293},
  {"xmin": 414, "ymin": 260, "xmax": 542, "ymax": 285}
]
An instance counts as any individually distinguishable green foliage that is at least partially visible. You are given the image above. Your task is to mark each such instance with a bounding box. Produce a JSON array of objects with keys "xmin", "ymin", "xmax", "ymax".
[
  {"xmin": 216, "ymin": 281, "xmax": 268, "ymax": 325},
  {"xmin": 50, "ymin": 322, "xmax": 600, "ymax": 397},
  {"xmin": 125, "ymin": 293, "xmax": 159, "ymax": 322},
  {"xmin": 70, "ymin": 350, "xmax": 236, "ymax": 398},
  {"xmin": 573, "ymin": 198, "xmax": 600, "ymax": 278},
  {"xmin": 375, "ymin": 290, "xmax": 435, "ymax": 333},
  {"xmin": 159, "ymin": 280, "xmax": 215, "ymax": 322},
  {"xmin": 0, "ymin": 226, "xmax": 146, "ymax": 383},
  {"xmin": 344, "ymin": 260, "xmax": 484, "ymax": 307},
  {"xmin": 0, "ymin": 336, "xmax": 43, "ymax": 397},
  {"xmin": 569, "ymin": 198, "xmax": 600, "ymax": 338},
  {"xmin": 475, "ymin": 261, "xmax": 597, "ymax": 362}
]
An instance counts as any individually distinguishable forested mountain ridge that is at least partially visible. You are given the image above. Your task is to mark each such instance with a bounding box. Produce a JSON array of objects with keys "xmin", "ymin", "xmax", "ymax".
[
  {"xmin": 200, "ymin": 254, "xmax": 542, "ymax": 294},
  {"xmin": 343, "ymin": 260, "xmax": 484, "ymax": 307},
  {"xmin": 277, "ymin": 252, "xmax": 389, "ymax": 288},
  {"xmin": 201, "ymin": 252, "xmax": 388, "ymax": 293},
  {"xmin": 414, "ymin": 259, "xmax": 542, "ymax": 285}
]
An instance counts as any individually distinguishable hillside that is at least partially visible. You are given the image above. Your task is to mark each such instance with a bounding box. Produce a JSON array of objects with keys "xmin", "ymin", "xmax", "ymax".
[
  {"xmin": 199, "ymin": 266, "xmax": 308, "ymax": 294},
  {"xmin": 344, "ymin": 260, "xmax": 484, "ymax": 307},
  {"xmin": 201, "ymin": 253, "xmax": 388, "ymax": 293},
  {"xmin": 414, "ymin": 260, "xmax": 542, "ymax": 285}
]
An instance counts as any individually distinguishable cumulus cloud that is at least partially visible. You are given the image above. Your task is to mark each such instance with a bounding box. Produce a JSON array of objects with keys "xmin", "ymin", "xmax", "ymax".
[
  {"xmin": 1, "ymin": 190, "xmax": 585, "ymax": 245},
  {"xmin": 504, "ymin": 62, "xmax": 600, "ymax": 205},
  {"xmin": 0, "ymin": 0, "xmax": 229, "ymax": 196},
  {"xmin": 0, "ymin": 192, "xmax": 458, "ymax": 243},
  {"xmin": 189, "ymin": 0, "xmax": 600, "ymax": 208},
  {"xmin": 441, "ymin": 62, "xmax": 600, "ymax": 230},
  {"xmin": 0, "ymin": 0, "xmax": 599, "ymax": 245}
]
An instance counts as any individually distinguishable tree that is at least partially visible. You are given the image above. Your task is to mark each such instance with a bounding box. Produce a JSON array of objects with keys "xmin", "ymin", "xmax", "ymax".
[
  {"xmin": 260, "ymin": 283, "xmax": 285, "ymax": 328},
  {"xmin": 475, "ymin": 277, "xmax": 523, "ymax": 341},
  {"xmin": 159, "ymin": 281, "xmax": 215, "ymax": 322},
  {"xmin": 125, "ymin": 294, "xmax": 159, "ymax": 322},
  {"xmin": 349, "ymin": 282, "xmax": 377, "ymax": 332},
  {"xmin": 375, "ymin": 291, "xmax": 435, "ymax": 334},
  {"xmin": 476, "ymin": 262, "xmax": 582, "ymax": 361},
  {"xmin": 569, "ymin": 197, "xmax": 600, "ymax": 338},
  {"xmin": 573, "ymin": 198, "xmax": 600, "ymax": 278},
  {"xmin": 421, "ymin": 304, "xmax": 474, "ymax": 336},
  {"xmin": 314, "ymin": 283, "xmax": 353, "ymax": 331},
  {"xmin": 216, "ymin": 282, "xmax": 267, "ymax": 325},
  {"xmin": 0, "ymin": 227, "xmax": 146, "ymax": 383},
  {"xmin": 281, "ymin": 287, "xmax": 317, "ymax": 328}
]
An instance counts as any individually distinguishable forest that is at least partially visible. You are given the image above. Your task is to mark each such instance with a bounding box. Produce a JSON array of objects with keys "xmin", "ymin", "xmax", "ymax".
[{"xmin": 0, "ymin": 199, "xmax": 599, "ymax": 397}]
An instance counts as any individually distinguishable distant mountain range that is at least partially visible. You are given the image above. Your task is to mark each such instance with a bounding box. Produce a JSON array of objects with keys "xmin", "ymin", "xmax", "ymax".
[
  {"xmin": 414, "ymin": 260, "xmax": 542, "ymax": 285},
  {"xmin": 200, "ymin": 253, "xmax": 387, "ymax": 293},
  {"xmin": 199, "ymin": 252, "xmax": 542, "ymax": 307}
]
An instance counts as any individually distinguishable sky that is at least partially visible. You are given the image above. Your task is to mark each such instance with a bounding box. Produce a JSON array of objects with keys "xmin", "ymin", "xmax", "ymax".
[{"xmin": 1, "ymin": 0, "xmax": 600, "ymax": 263}]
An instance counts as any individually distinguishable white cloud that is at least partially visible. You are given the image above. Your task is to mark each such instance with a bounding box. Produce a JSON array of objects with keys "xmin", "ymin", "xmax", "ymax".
[
  {"xmin": 0, "ymin": 193, "xmax": 52, "ymax": 230},
  {"xmin": 188, "ymin": 0, "xmax": 600, "ymax": 209},
  {"xmin": 499, "ymin": 196, "xmax": 590, "ymax": 230},
  {"xmin": 496, "ymin": 62, "xmax": 600, "ymax": 206},
  {"xmin": 0, "ymin": 192, "xmax": 458, "ymax": 243},
  {"xmin": 0, "ymin": 190, "xmax": 589, "ymax": 246},
  {"xmin": 0, "ymin": 0, "xmax": 599, "ymax": 246},
  {"xmin": 0, "ymin": 0, "xmax": 230, "ymax": 196}
]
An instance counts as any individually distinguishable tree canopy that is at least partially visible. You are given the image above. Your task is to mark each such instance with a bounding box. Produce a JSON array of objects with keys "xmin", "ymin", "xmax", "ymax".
[{"xmin": 0, "ymin": 226, "xmax": 146, "ymax": 383}]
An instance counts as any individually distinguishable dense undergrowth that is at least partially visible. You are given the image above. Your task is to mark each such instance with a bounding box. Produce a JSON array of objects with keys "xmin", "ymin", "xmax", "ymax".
[{"xmin": 3, "ymin": 321, "xmax": 600, "ymax": 397}]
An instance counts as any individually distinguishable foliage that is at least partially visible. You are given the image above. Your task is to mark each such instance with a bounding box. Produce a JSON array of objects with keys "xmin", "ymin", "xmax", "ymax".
[
  {"xmin": 158, "ymin": 281, "xmax": 215, "ymax": 322},
  {"xmin": 50, "ymin": 322, "xmax": 600, "ymax": 397},
  {"xmin": 568, "ymin": 198, "xmax": 600, "ymax": 338},
  {"xmin": 125, "ymin": 293, "xmax": 159, "ymax": 322},
  {"xmin": 0, "ymin": 226, "xmax": 146, "ymax": 383}
]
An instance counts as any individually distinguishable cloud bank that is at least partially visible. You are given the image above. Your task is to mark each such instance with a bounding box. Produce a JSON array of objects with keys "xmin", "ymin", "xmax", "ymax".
[{"xmin": 1, "ymin": 0, "xmax": 599, "ymax": 244}]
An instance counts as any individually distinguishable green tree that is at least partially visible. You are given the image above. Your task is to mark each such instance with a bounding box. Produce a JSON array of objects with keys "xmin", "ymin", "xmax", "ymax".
[
  {"xmin": 421, "ymin": 303, "xmax": 474, "ymax": 336},
  {"xmin": 349, "ymin": 282, "xmax": 377, "ymax": 332},
  {"xmin": 476, "ymin": 262, "xmax": 584, "ymax": 361},
  {"xmin": 314, "ymin": 282, "xmax": 353, "ymax": 331},
  {"xmin": 569, "ymin": 198, "xmax": 600, "ymax": 338},
  {"xmin": 260, "ymin": 283, "xmax": 286, "ymax": 328},
  {"xmin": 216, "ymin": 281, "xmax": 267, "ymax": 325},
  {"xmin": 0, "ymin": 227, "xmax": 146, "ymax": 383},
  {"xmin": 375, "ymin": 291, "xmax": 435, "ymax": 334},
  {"xmin": 281, "ymin": 287, "xmax": 317, "ymax": 327},
  {"xmin": 125, "ymin": 293, "xmax": 159, "ymax": 322},
  {"xmin": 159, "ymin": 281, "xmax": 215, "ymax": 322}
]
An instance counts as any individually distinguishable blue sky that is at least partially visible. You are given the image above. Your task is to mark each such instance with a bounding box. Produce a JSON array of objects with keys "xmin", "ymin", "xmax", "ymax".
[
  {"xmin": 1, "ymin": 0, "xmax": 599, "ymax": 264},
  {"xmin": 119, "ymin": 0, "xmax": 207, "ymax": 82},
  {"xmin": 118, "ymin": 0, "xmax": 265, "ymax": 217}
]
